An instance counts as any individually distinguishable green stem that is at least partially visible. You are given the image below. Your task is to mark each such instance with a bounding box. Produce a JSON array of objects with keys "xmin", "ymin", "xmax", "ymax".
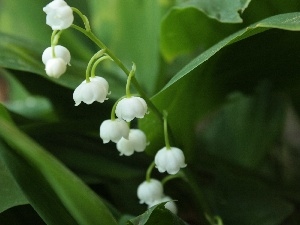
[
  {"xmin": 161, "ymin": 171, "xmax": 186, "ymax": 185},
  {"xmin": 183, "ymin": 169, "xmax": 217, "ymax": 225},
  {"xmin": 72, "ymin": 7, "xmax": 91, "ymax": 31},
  {"xmin": 85, "ymin": 50, "xmax": 106, "ymax": 82},
  {"xmin": 71, "ymin": 24, "xmax": 163, "ymax": 122},
  {"xmin": 125, "ymin": 63, "xmax": 136, "ymax": 97},
  {"xmin": 91, "ymin": 55, "xmax": 112, "ymax": 78},
  {"xmin": 145, "ymin": 162, "xmax": 155, "ymax": 182},
  {"xmin": 50, "ymin": 30, "xmax": 59, "ymax": 58},
  {"xmin": 163, "ymin": 110, "xmax": 171, "ymax": 149},
  {"xmin": 110, "ymin": 97, "xmax": 125, "ymax": 121}
]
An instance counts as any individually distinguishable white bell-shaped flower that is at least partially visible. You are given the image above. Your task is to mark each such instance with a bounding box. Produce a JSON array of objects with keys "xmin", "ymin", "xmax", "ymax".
[
  {"xmin": 99, "ymin": 119, "xmax": 129, "ymax": 144},
  {"xmin": 115, "ymin": 96, "xmax": 147, "ymax": 122},
  {"xmin": 73, "ymin": 76, "xmax": 109, "ymax": 106},
  {"xmin": 42, "ymin": 45, "xmax": 71, "ymax": 65},
  {"xmin": 148, "ymin": 195, "xmax": 177, "ymax": 214},
  {"xmin": 137, "ymin": 179, "xmax": 163, "ymax": 205},
  {"xmin": 154, "ymin": 147, "xmax": 187, "ymax": 175},
  {"xmin": 43, "ymin": 0, "xmax": 74, "ymax": 30},
  {"xmin": 45, "ymin": 58, "xmax": 67, "ymax": 78},
  {"xmin": 116, "ymin": 129, "xmax": 147, "ymax": 156}
]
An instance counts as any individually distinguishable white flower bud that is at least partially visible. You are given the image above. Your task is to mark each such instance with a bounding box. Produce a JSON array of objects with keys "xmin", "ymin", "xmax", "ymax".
[
  {"xmin": 43, "ymin": 0, "xmax": 74, "ymax": 30},
  {"xmin": 73, "ymin": 76, "xmax": 109, "ymax": 106},
  {"xmin": 154, "ymin": 147, "xmax": 187, "ymax": 175},
  {"xmin": 99, "ymin": 119, "xmax": 129, "ymax": 144},
  {"xmin": 115, "ymin": 96, "xmax": 148, "ymax": 122},
  {"xmin": 45, "ymin": 58, "xmax": 67, "ymax": 78},
  {"xmin": 148, "ymin": 196, "xmax": 177, "ymax": 214},
  {"xmin": 116, "ymin": 129, "xmax": 147, "ymax": 156},
  {"xmin": 137, "ymin": 179, "xmax": 163, "ymax": 205},
  {"xmin": 42, "ymin": 45, "xmax": 71, "ymax": 65}
]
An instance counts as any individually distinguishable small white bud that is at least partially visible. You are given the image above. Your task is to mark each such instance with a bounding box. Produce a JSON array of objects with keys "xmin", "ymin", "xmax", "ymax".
[
  {"xmin": 42, "ymin": 45, "xmax": 71, "ymax": 65},
  {"xmin": 137, "ymin": 179, "xmax": 163, "ymax": 205},
  {"xmin": 116, "ymin": 129, "xmax": 147, "ymax": 156},
  {"xmin": 115, "ymin": 96, "xmax": 148, "ymax": 122},
  {"xmin": 154, "ymin": 147, "xmax": 187, "ymax": 175},
  {"xmin": 43, "ymin": 0, "xmax": 74, "ymax": 30},
  {"xmin": 148, "ymin": 196, "xmax": 178, "ymax": 214},
  {"xmin": 73, "ymin": 76, "xmax": 109, "ymax": 106},
  {"xmin": 99, "ymin": 119, "xmax": 129, "ymax": 144},
  {"xmin": 45, "ymin": 58, "xmax": 67, "ymax": 78}
]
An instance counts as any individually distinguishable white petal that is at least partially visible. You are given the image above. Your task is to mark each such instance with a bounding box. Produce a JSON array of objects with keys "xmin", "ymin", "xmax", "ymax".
[
  {"xmin": 45, "ymin": 58, "xmax": 66, "ymax": 78},
  {"xmin": 115, "ymin": 97, "xmax": 148, "ymax": 122},
  {"xmin": 117, "ymin": 137, "xmax": 134, "ymax": 156},
  {"xmin": 137, "ymin": 179, "xmax": 163, "ymax": 205},
  {"xmin": 99, "ymin": 119, "xmax": 129, "ymax": 144},
  {"xmin": 44, "ymin": 0, "xmax": 74, "ymax": 30},
  {"xmin": 129, "ymin": 129, "xmax": 147, "ymax": 152}
]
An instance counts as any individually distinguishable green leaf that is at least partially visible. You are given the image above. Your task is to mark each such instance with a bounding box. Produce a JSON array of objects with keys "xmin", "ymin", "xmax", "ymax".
[
  {"xmin": 160, "ymin": 7, "xmax": 233, "ymax": 61},
  {"xmin": 128, "ymin": 203, "xmax": 188, "ymax": 225},
  {"xmin": 160, "ymin": 12, "xmax": 300, "ymax": 94},
  {"xmin": 201, "ymin": 82, "xmax": 285, "ymax": 168},
  {"xmin": 215, "ymin": 174, "xmax": 294, "ymax": 225},
  {"xmin": 176, "ymin": 0, "xmax": 251, "ymax": 23},
  {"xmin": 0, "ymin": 157, "xmax": 28, "ymax": 213},
  {"xmin": 0, "ymin": 105, "xmax": 118, "ymax": 225},
  {"xmin": 0, "ymin": 69, "xmax": 55, "ymax": 121},
  {"xmin": 88, "ymin": 0, "xmax": 162, "ymax": 95}
]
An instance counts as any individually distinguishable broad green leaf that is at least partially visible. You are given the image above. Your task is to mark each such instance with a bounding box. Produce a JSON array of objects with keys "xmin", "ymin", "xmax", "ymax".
[
  {"xmin": 160, "ymin": 12, "xmax": 300, "ymax": 94},
  {"xmin": 0, "ymin": 103, "xmax": 31, "ymax": 214},
  {"xmin": 89, "ymin": 0, "xmax": 162, "ymax": 95},
  {"xmin": 0, "ymin": 105, "xmax": 118, "ymax": 225},
  {"xmin": 0, "ymin": 157, "xmax": 28, "ymax": 213},
  {"xmin": 201, "ymin": 82, "xmax": 285, "ymax": 168},
  {"xmin": 214, "ymin": 174, "xmax": 294, "ymax": 225},
  {"xmin": 0, "ymin": 69, "xmax": 55, "ymax": 120},
  {"xmin": 160, "ymin": 7, "xmax": 237, "ymax": 61},
  {"xmin": 176, "ymin": 0, "xmax": 251, "ymax": 23},
  {"xmin": 128, "ymin": 203, "xmax": 188, "ymax": 225}
]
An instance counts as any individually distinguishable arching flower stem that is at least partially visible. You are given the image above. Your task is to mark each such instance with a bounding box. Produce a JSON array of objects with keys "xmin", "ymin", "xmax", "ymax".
[
  {"xmin": 71, "ymin": 7, "xmax": 91, "ymax": 31},
  {"xmin": 50, "ymin": 30, "xmax": 62, "ymax": 58},
  {"xmin": 163, "ymin": 110, "xmax": 171, "ymax": 150},
  {"xmin": 85, "ymin": 49, "xmax": 106, "ymax": 82},
  {"xmin": 125, "ymin": 63, "xmax": 136, "ymax": 98},
  {"xmin": 91, "ymin": 55, "xmax": 112, "ymax": 78},
  {"xmin": 145, "ymin": 161, "xmax": 155, "ymax": 182},
  {"xmin": 110, "ymin": 97, "xmax": 125, "ymax": 121},
  {"xmin": 161, "ymin": 171, "xmax": 186, "ymax": 185}
]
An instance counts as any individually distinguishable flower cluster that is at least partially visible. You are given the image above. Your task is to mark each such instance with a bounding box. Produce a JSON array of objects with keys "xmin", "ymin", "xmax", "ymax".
[
  {"xmin": 42, "ymin": 0, "xmax": 73, "ymax": 78},
  {"xmin": 42, "ymin": 0, "xmax": 186, "ymax": 215}
]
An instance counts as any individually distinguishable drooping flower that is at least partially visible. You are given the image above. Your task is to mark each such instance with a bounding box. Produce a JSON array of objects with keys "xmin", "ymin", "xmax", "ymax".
[
  {"xmin": 115, "ymin": 96, "xmax": 147, "ymax": 122},
  {"xmin": 45, "ymin": 57, "xmax": 67, "ymax": 78},
  {"xmin": 154, "ymin": 147, "xmax": 187, "ymax": 175},
  {"xmin": 43, "ymin": 0, "xmax": 74, "ymax": 30},
  {"xmin": 99, "ymin": 119, "xmax": 129, "ymax": 144},
  {"xmin": 42, "ymin": 45, "xmax": 71, "ymax": 65},
  {"xmin": 137, "ymin": 179, "xmax": 163, "ymax": 205},
  {"xmin": 148, "ymin": 195, "xmax": 177, "ymax": 214},
  {"xmin": 116, "ymin": 129, "xmax": 147, "ymax": 156},
  {"xmin": 73, "ymin": 76, "xmax": 109, "ymax": 106}
]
